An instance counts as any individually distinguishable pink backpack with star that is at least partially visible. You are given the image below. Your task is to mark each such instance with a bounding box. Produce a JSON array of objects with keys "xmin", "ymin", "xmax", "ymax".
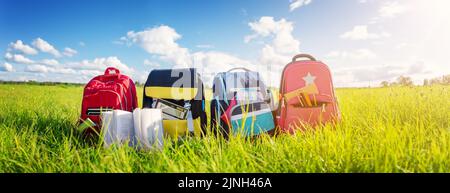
[{"xmin": 276, "ymin": 54, "xmax": 341, "ymax": 133}]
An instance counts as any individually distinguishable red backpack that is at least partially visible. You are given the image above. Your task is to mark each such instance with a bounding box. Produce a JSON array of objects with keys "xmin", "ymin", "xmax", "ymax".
[
  {"xmin": 80, "ymin": 67, "xmax": 138, "ymax": 135},
  {"xmin": 277, "ymin": 54, "xmax": 340, "ymax": 133}
]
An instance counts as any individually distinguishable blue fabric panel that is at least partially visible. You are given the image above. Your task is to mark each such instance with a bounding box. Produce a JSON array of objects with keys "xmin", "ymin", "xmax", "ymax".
[{"xmin": 231, "ymin": 112, "xmax": 274, "ymax": 136}]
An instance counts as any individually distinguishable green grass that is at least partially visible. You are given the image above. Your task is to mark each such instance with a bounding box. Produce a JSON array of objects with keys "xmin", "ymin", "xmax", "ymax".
[{"xmin": 0, "ymin": 84, "xmax": 449, "ymax": 172}]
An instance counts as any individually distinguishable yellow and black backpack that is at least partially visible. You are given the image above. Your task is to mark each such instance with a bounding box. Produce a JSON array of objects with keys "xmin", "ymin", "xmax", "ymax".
[{"xmin": 143, "ymin": 68, "xmax": 207, "ymax": 138}]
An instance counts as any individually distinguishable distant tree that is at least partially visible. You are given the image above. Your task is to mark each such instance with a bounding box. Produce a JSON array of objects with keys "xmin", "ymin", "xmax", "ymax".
[
  {"xmin": 396, "ymin": 76, "xmax": 414, "ymax": 87},
  {"xmin": 389, "ymin": 82, "xmax": 399, "ymax": 87},
  {"xmin": 429, "ymin": 77, "xmax": 441, "ymax": 85},
  {"xmin": 429, "ymin": 75, "xmax": 450, "ymax": 85},
  {"xmin": 422, "ymin": 74, "xmax": 450, "ymax": 86},
  {"xmin": 380, "ymin": 81, "xmax": 389, "ymax": 87},
  {"xmin": 134, "ymin": 81, "xmax": 144, "ymax": 87},
  {"xmin": 443, "ymin": 75, "xmax": 450, "ymax": 85}
]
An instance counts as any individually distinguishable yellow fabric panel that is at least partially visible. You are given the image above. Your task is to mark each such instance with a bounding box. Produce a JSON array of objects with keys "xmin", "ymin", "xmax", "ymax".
[
  {"xmin": 163, "ymin": 118, "xmax": 202, "ymax": 138},
  {"xmin": 145, "ymin": 87, "xmax": 198, "ymax": 100},
  {"xmin": 284, "ymin": 83, "xmax": 319, "ymax": 102}
]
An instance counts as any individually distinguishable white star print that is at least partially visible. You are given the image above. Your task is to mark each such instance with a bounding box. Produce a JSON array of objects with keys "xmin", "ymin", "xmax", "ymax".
[{"xmin": 303, "ymin": 72, "xmax": 316, "ymax": 85}]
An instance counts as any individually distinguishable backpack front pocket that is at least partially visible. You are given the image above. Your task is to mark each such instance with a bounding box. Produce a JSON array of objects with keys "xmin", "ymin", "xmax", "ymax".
[
  {"xmin": 285, "ymin": 104, "xmax": 329, "ymax": 131},
  {"xmin": 82, "ymin": 90, "xmax": 123, "ymax": 123},
  {"xmin": 162, "ymin": 117, "xmax": 202, "ymax": 138},
  {"xmin": 230, "ymin": 102, "xmax": 275, "ymax": 136}
]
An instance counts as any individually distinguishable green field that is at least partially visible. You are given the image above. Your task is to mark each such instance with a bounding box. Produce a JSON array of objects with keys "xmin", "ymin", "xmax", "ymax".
[{"xmin": 0, "ymin": 84, "xmax": 449, "ymax": 172}]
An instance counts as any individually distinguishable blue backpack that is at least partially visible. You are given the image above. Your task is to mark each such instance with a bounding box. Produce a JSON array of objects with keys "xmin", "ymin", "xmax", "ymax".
[{"xmin": 210, "ymin": 68, "xmax": 275, "ymax": 138}]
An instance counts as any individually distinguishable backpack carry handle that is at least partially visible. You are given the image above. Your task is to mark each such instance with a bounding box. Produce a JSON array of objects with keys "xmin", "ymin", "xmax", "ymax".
[
  {"xmin": 104, "ymin": 67, "xmax": 120, "ymax": 75},
  {"xmin": 227, "ymin": 67, "xmax": 251, "ymax": 73},
  {"xmin": 292, "ymin": 54, "xmax": 316, "ymax": 62}
]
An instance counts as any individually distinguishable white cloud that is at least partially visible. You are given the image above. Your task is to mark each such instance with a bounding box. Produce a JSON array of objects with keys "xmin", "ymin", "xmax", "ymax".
[
  {"xmin": 69, "ymin": 56, "xmax": 134, "ymax": 74},
  {"xmin": 326, "ymin": 49, "xmax": 377, "ymax": 60},
  {"xmin": 18, "ymin": 56, "xmax": 133, "ymax": 82},
  {"xmin": 191, "ymin": 51, "xmax": 256, "ymax": 85},
  {"xmin": 143, "ymin": 59, "xmax": 161, "ymax": 68},
  {"xmin": 134, "ymin": 70, "xmax": 151, "ymax": 84},
  {"xmin": 25, "ymin": 64, "xmax": 75, "ymax": 74},
  {"xmin": 246, "ymin": 17, "xmax": 300, "ymax": 54},
  {"xmin": 123, "ymin": 25, "xmax": 191, "ymax": 67},
  {"xmin": 330, "ymin": 65, "xmax": 402, "ymax": 88},
  {"xmin": 379, "ymin": 1, "xmax": 408, "ymax": 18},
  {"xmin": 329, "ymin": 59, "xmax": 432, "ymax": 87},
  {"xmin": 123, "ymin": 20, "xmax": 302, "ymax": 87},
  {"xmin": 196, "ymin": 44, "xmax": 214, "ymax": 49},
  {"xmin": 78, "ymin": 70, "xmax": 103, "ymax": 77},
  {"xmin": 408, "ymin": 61, "xmax": 426, "ymax": 74},
  {"xmin": 25, "ymin": 65, "xmax": 49, "ymax": 73},
  {"xmin": 289, "ymin": 0, "xmax": 312, "ymax": 12},
  {"xmin": 63, "ymin": 47, "xmax": 78, "ymax": 57},
  {"xmin": 351, "ymin": 61, "xmax": 429, "ymax": 84},
  {"xmin": 32, "ymin": 38, "xmax": 61, "ymax": 57},
  {"xmin": 1, "ymin": 62, "xmax": 14, "ymax": 72},
  {"xmin": 245, "ymin": 16, "xmax": 301, "ymax": 86},
  {"xmin": 122, "ymin": 25, "xmax": 259, "ymax": 86},
  {"xmin": 395, "ymin": 42, "xmax": 418, "ymax": 50},
  {"xmin": 18, "ymin": 58, "xmax": 131, "ymax": 84},
  {"xmin": 4, "ymin": 52, "xmax": 35, "ymax": 64},
  {"xmin": 8, "ymin": 40, "xmax": 38, "ymax": 55},
  {"xmin": 169, "ymin": 50, "xmax": 255, "ymax": 87},
  {"xmin": 351, "ymin": 65, "xmax": 402, "ymax": 82},
  {"xmin": 4, "ymin": 52, "xmax": 61, "ymax": 67},
  {"xmin": 340, "ymin": 25, "xmax": 390, "ymax": 40},
  {"xmin": 40, "ymin": 59, "xmax": 59, "ymax": 66},
  {"xmin": 322, "ymin": 48, "xmax": 379, "ymax": 87},
  {"xmin": 51, "ymin": 67, "xmax": 77, "ymax": 74},
  {"xmin": 369, "ymin": 1, "xmax": 409, "ymax": 24}
]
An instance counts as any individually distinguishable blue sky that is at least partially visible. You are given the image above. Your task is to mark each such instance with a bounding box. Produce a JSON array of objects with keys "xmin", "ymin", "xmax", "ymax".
[{"xmin": 1, "ymin": 0, "xmax": 449, "ymax": 87}]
